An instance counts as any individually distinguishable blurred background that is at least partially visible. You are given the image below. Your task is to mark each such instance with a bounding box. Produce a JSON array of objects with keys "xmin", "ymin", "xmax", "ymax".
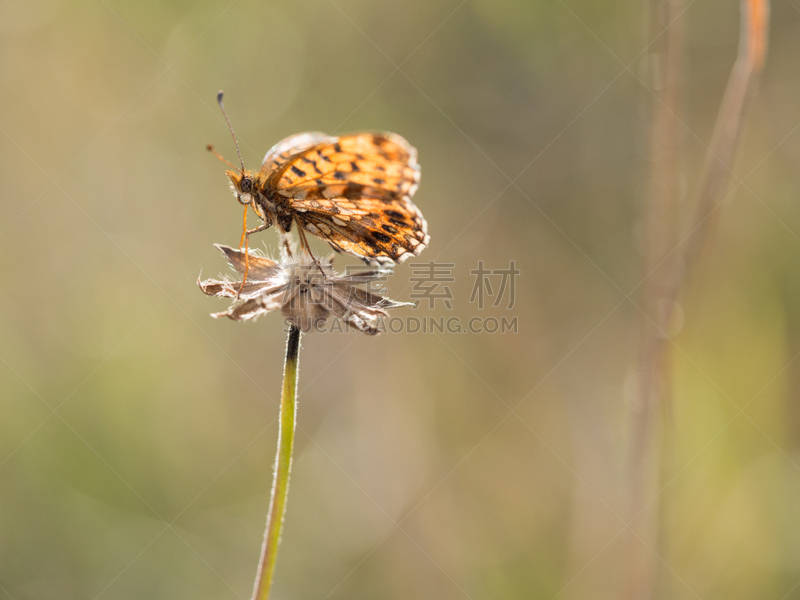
[{"xmin": 2, "ymin": 0, "xmax": 800, "ymax": 598}]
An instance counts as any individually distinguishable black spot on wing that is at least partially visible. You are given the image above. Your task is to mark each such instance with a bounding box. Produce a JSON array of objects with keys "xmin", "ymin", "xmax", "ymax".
[
  {"xmin": 290, "ymin": 165, "xmax": 306, "ymax": 177},
  {"xmin": 364, "ymin": 238, "xmax": 382, "ymax": 252},
  {"xmin": 300, "ymin": 187, "xmax": 325, "ymax": 200},
  {"xmin": 342, "ymin": 183, "xmax": 364, "ymax": 199},
  {"xmin": 300, "ymin": 155, "xmax": 323, "ymax": 174}
]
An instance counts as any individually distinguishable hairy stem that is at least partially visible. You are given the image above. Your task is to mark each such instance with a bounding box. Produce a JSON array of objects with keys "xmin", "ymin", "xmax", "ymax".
[{"xmin": 252, "ymin": 324, "xmax": 302, "ymax": 600}]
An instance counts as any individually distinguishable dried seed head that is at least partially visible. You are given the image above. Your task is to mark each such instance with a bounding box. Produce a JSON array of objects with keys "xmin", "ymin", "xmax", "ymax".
[{"xmin": 198, "ymin": 245, "xmax": 411, "ymax": 334}]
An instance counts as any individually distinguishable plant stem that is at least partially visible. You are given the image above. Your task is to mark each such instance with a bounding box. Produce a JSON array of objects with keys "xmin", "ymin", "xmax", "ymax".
[
  {"xmin": 252, "ymin": 324, "xmax": 302, "ymax": 600},
  {"xmin": 627, "ymin": 2, "xmax": 769, "ymax": 598},
  {"xmin": 627, "ymin": 2, "xmax": 684, "ymax": 598}
]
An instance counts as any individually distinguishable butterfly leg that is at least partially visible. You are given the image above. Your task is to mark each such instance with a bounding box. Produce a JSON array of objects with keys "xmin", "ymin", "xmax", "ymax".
[
  {"xmin": 237, "ymin": 220, "xmax": 271, "ymax": 299},
  {"xmin": 294, "ymin": 217, "xmax": 326, "ymax": 276},
  {"xmin": 238, "ymin": 204, "xmax": 249, "ymax": 249},
  {"xmin": 280, "ymin": 232, "xmax": 294, "ymax": 259}
]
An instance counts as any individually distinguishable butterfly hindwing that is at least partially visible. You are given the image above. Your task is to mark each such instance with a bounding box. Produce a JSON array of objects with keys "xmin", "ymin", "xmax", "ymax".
[{"xmin": 292, "ymin": 196, "xmax": 428, "ymax": 264}]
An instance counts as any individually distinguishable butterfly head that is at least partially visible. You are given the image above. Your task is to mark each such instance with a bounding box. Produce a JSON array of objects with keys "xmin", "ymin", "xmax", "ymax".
[{"xmin": 227, "ymin": 169, "xmax": 256, "ymax": 205}]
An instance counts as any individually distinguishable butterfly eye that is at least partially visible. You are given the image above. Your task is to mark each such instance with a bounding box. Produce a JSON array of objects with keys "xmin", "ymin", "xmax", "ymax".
[{"xmin": 240, "ymin": 177, "xmax": 253, "ymax": 193}]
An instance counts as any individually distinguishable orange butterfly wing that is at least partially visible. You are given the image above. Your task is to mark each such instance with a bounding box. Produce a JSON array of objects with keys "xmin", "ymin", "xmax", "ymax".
[
  {"xmin": 260, "ymin": 132, "xmax": 330, "ymax": 175},
  {"xmin": 293, "ymin": 196, "xmax": 428, "ymax": 264},
  {"xmin": 265, "ymin": 132, "xmax": 427, "ymax": 264}
]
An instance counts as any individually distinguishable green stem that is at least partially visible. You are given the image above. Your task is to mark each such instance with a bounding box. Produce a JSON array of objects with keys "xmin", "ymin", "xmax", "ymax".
[{"xmin": 252, "ymin": 324, "xmax": 301, "ymax": 600}]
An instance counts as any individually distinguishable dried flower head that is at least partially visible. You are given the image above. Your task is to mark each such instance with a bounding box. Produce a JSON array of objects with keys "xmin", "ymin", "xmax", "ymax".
[{"xmin": 198, "ymin": 245, "xmax": 411, "ymax": 335}]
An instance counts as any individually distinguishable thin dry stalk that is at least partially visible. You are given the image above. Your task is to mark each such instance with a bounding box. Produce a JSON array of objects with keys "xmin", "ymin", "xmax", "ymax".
[
  {"xmin": 627, "ymin": 1, "xmax": 684, "ymax": 597},
  {"xmin": 628, "ymin": 1, "xmax": 769, "ymax": 598},
  {"xmin": 681, "ymin": 0, "xmax": 769, "ymax": 273}
]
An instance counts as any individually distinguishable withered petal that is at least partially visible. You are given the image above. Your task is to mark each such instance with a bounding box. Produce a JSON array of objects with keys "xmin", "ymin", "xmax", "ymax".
[
  {"xmin": 334, "ymin": 269, "xmax": 393, "ymax": 284},
  {"xmin": 198, "ymin": 277, "xmax": 288, "ymax": 300},
  {"xmin": 341, "ymin": 309, "xmax": 381, "ymax": 335},
  {"xmin": 216, "ymin": 244, "xmax": 283, "ymax": 281},
  {"xmin": 212, "ymin": 296, "xmax": 282, "ymax": 321}
]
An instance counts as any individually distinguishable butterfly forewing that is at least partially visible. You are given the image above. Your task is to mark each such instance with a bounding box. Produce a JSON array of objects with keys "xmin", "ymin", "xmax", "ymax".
[
  {"xmin": 260, "ymin": 132, "xmax": 330, "ymax": 175},
  {"xmin": 275, "ymin": 133, "xmax": 419, "ymax": 197}
]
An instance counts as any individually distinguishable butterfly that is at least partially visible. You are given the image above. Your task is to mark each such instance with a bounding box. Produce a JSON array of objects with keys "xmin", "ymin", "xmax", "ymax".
[{"xmin": 208, "ymin": 93, "xmax": 429, "ymax": 283}]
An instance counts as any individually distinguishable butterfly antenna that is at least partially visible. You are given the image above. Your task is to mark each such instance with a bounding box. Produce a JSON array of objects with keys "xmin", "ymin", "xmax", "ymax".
[
  {"xmin": 217, "ymin": 90, "xmax": 244, "ymax": 172},
  {"xmin": 206, "ymin": 143, "xmax": 238, "ymax": 169}
]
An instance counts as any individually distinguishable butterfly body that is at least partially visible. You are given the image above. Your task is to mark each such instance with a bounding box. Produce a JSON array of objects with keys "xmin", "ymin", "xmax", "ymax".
[{"xmin": 225, "ymin": 131, "xmax": 429, "ymax": 265}]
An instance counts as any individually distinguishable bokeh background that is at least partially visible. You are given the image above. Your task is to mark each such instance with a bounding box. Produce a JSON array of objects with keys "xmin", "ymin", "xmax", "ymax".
[{"xmin": 2, "ymin": 0, "xmax": 800, "ymax": 598}]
